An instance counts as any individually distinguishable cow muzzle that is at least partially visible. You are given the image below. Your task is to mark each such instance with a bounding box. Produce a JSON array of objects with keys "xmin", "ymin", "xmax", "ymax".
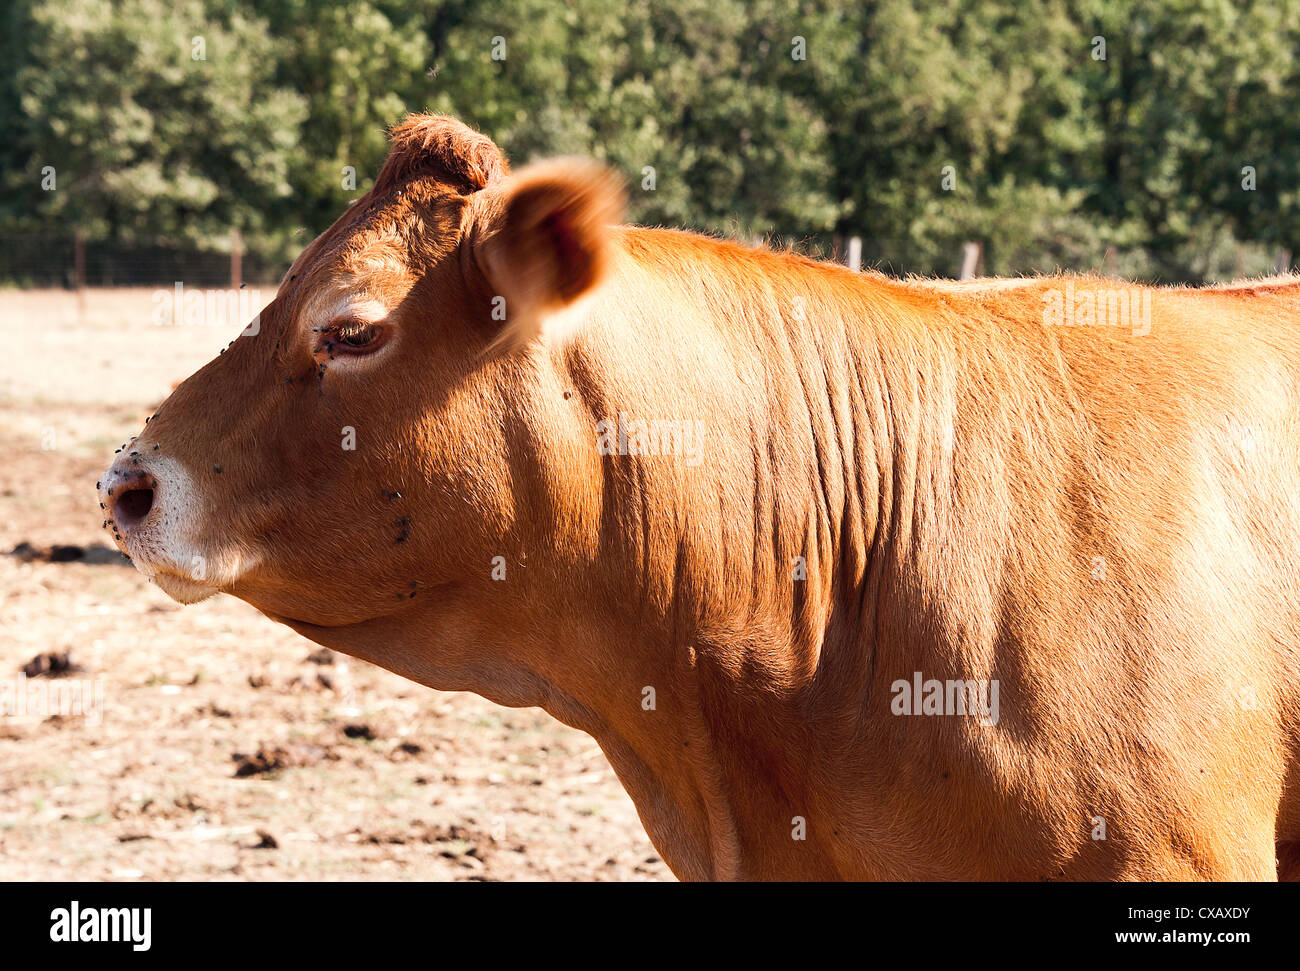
[{"xmin": 98, "ymin": 450, "xmax": 245, "ymax": 604}]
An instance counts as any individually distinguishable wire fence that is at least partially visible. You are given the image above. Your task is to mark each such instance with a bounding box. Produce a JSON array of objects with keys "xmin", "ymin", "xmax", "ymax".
[
  {"xmin": 0, "ymin": 231, "xmax": 1292, "ymax": 290},
  {"xmin": 0, "ymin": 233, "xmax": 283, "ymax": 289}
]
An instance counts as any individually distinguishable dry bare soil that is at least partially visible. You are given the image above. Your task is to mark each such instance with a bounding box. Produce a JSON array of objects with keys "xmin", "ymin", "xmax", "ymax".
[{"xmin": 0, "ymin": 288, "xmax": 668, "ymax": 881}]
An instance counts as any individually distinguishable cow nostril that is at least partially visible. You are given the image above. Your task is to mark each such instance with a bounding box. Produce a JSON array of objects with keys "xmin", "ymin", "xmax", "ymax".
[{"xmin": 114, "ymin": 487, "xmax": 155, "ymax": 530}]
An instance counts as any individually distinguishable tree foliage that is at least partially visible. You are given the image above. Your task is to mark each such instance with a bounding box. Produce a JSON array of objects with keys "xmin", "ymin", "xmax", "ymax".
[{"xmin": 2, "ymin": 0, "xmax": 1298, "ymax": 280}]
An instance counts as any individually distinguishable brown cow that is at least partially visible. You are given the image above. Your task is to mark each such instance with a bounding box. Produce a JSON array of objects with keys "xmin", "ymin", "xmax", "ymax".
[{"xmin": 99, "ymin": 114, "xmax": 1300, "ymax": 881}]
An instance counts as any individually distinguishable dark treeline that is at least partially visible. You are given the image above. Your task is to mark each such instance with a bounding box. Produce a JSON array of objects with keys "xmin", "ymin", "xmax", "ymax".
[{"xmin": 2, "ymin": 0, "xmax": 1298, "ymax": 281}]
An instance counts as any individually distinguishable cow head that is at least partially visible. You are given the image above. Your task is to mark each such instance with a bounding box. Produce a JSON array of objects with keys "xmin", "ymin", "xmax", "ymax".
[{"xmin": 97, "ymin": 115, "xmax": 627, "ymax": 704}]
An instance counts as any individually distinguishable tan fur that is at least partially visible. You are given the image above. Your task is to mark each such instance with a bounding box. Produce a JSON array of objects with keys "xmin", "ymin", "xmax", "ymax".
[{"xmin": 103, "ymin": 115, "xmax": 1300, "ymax": 880}]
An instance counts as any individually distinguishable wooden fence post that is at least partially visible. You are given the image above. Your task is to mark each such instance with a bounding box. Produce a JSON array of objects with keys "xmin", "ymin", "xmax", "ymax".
[
  {"xmin": 73, "ymin": 228, "xmax": 86, "ymax": 290},
  {"xmin": 959, "ymin": 241, "xmax": 983, "ymax": 281},
  {"xmin": 231, "ymin": 228, "xmax": 243, "ymax": 290},
  {"xmin": 846, "ymin": 236, "xmax": 862, "ymax": 273},
  {"xmin": 74, "ymin": 228, "xmax": 86, "ymax": 321}
]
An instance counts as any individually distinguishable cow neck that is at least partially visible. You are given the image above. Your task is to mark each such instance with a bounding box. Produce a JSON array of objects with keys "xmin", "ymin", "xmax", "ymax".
[{"xmin": 533, "ymin": 246, "xmax": 964, "ymax": 878}]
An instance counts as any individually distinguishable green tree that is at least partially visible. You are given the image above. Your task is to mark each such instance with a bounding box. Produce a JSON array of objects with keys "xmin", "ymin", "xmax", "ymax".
[
  {"xmin": 424, "ymin": 0, "xmax": 840, "ymax": 240},
  {"xmin": 10, "ymin": 0, "xmax": 305, "ymax": 257},
  {"xmin": 240, "ymin": 0, "xmax": 431, "ymax": 250}
]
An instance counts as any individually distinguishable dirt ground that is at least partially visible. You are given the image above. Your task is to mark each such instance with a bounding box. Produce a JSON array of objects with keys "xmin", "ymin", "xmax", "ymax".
[{"xmin": 0, "ymin": 287, "xmax": 669, "ymax": 882}]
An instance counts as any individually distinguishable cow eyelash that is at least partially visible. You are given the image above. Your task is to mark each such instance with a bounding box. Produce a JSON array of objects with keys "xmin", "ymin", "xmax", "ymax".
[{"xmin": 318, "ymin": 317, "xmax": 387, "ymax": 356}]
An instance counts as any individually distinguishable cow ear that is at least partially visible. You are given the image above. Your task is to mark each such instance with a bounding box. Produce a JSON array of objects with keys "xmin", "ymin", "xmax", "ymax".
[{"xmin": 473, "ymin": 159, "xmax": 624, "ymax": 350}]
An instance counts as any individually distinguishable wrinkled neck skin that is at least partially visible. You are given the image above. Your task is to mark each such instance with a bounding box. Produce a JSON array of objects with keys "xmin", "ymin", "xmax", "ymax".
[
  {"xmin": 284, "ymin": 238, "xmax": 949, "ymax": 881},
  {"xmin": 527, "ymin": 242, "xmax": 957, "ymax": 881}
]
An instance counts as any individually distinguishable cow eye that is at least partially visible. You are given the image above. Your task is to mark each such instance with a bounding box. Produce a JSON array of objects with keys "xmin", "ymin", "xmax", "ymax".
[{"xmin": 322, "ymin": 317, "xmax": 387, "ymax": 356}]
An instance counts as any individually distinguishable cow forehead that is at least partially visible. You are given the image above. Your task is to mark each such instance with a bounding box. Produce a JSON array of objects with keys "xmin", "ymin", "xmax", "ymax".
[
  {"xmin": 290, "ymin": 183, "xmax": 464, "ymax": 321},
  {"xmin": 293, "ymin": 251, "xmax": 413, "ymax": 327}
]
